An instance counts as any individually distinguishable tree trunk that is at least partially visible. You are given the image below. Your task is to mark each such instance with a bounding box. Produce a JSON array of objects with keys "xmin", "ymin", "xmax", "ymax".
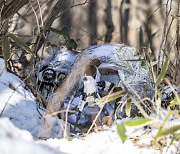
[
  {"xmin": 88, "ymin": 0, "xmax": 97, "ymax": 45},
  {"xmin": 119, "ymin": 0, "xmax": 130, "ymax": 44},
  {"xmin": 105, "ymin": 0, "xmax": 114, "ymax": 43}
]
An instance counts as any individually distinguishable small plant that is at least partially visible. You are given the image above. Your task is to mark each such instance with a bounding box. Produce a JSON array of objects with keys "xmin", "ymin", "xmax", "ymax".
[
  {"xmin": 116, "ymin": 56, "xmax": 180, "ymax": 148},
  {"xmin": 1, "ymin": 33, "xmax": 34, "ymax": 68},
  {"xmin": 117, "ymin": 117, "xmax": 153, "ymax": 143},
  {"xmin": 49, "ymin": 27, "xmax": 78, "ymax": 50}
]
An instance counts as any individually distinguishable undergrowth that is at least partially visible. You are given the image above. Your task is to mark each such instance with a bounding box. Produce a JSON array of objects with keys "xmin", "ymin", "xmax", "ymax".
[{"xmin": 0, "ymin": 0, "xmax": 179, "ymax": 151}]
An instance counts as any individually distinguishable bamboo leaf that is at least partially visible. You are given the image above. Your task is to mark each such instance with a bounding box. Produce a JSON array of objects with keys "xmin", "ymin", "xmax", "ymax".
[
  {"xmin": 2, "ymin": 35, "xmax": 10, "ymax": 68},
  {"xmin": 154, "ymin": 125, "xmax": 180, "ymax": 148},
  {"xmin": 145, "ymin": 31, "xmax": 158, "ymax": 47},
  {"xmin": 124, "ymin": 118, "xmax": 153, "ymax": 128},
  {"xmin": 160, "ymin": 112, "xmax": 173, "ymax": 128},
  {"xmin": 96, "ymin": 90, "xmax": 126, "ymax": 105},
  {"xmin": 139, "ymin": 27, "xmax": 144, "ymax": 50},
  {"xmin": 168, "ymin": 133, "xmax": 180, "ymax": 151},
  {"xmin": 155, "ymin": 56, "xmax": 170, "ymax": 87},
  {"xmin": 169, "ymin": 133, "xmax": 180, "ymax": 147},
  {"xmin": 117, "ymin": 124, "xmax": 127, "ymax": 143},
  {"xmin": 168, "ymin": 96, "xmax": 180, "ymax": 108},
  {"xmin": 49, "ymin": 27, "xmax": 71, "ymax": 41},
  {"xmin": 126, "ymin": 99, "xmax": 132, "ymax": 117},
  {"xmin": 123, "ymin": 59, "xmax": 146, "ymax": 62},
  {"xmin": 158, "ymin": 125, "xmax": 180, "ymax": 137},
  {"xmin": 150, "ymin": 61, "xmax": 158, "ymax": 66},
  {"xmin": 141, "ymin": 60, "xmax": 150, "ymax": 70},
  {"xmin": 153, "ymin": 112, "xmax": 173, "ymax": 147},
  {"xmin": 7, "ymin": 33, "xmax": 34, "ymax": 56},
  {"xmin": 150, "ymin": 31, "xmax": 158, "ymax": 40}
]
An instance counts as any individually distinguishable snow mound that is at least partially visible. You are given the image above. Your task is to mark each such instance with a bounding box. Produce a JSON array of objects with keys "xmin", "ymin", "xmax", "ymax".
[
  {"xmin": 0, "ymin": 58, "xmax": 67, "ymax": 138},
  {"xmin": 38, "ymin": 115, "xmax": 180, "ymax": 154},
  {"xmin": 0, "ymin": 118, "xmax": 62, "ymax": 154}
]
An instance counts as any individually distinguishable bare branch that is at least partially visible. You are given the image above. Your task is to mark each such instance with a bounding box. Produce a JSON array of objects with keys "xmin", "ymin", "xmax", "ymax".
[
  {"xmin": 70, "ymin": 0, "xmax": 88, "ymax": 8},
  {"xmin": 174, "ymin": 0, "xmax": 180, "ymax": 84},
  {"xmin": 32, "ymin": 0, "xmax": 64, "ymax": 53},
  {"xmin": 157, "ymin": 0, "xmax": 172, "ymax": 74},
  {"xmin": 32, "ymin": 0, "xmax": 90, "ymax": 53},
  {"xmin": 1, "ymin": 0, "xmax": 29, "ymax": 20}
]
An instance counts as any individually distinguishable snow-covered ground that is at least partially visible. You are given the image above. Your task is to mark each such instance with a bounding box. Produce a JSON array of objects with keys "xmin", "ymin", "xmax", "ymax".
[
  {"xmin": 0, "ymin": 58, "xmax": 179, "ymax": 154},
  {"xmin": 0, "ymin": 58, "xmax": 66, "ymax": 139}
]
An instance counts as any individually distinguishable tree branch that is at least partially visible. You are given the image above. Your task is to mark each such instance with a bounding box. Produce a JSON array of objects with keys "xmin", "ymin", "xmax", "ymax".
[
  {"xmin": 32, "ymin": 0, "xmax": 64, "ymax": 53},
  {"xmin": 1, "ymin": 0, "xmax": 29, "ymax": 20}
]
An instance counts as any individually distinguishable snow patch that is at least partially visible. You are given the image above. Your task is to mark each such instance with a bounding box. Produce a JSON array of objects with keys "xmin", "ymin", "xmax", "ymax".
[{"xmin": 0, "ymin": 58, "xmax": 66, "ymax": 139}]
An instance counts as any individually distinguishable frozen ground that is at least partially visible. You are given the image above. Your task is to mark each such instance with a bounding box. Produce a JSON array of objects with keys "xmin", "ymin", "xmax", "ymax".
[{"xmin": 0, "ymin": 58, "xmax": 179, "ymax": 154}]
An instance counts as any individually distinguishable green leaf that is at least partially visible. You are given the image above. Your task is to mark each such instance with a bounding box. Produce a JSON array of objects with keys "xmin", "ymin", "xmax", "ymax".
[
  {"xmin": 154, "ymin": 125, "xmax": 180, "ymax": 147},
  {"xmin": 158, "ymin": 125, "xmax": 180, "ymax": 137},
  {"xmin": 145, "ymin": 31, "xmax": 158, "ymax": 47},
  {"xmin": 117, "ymin": 124, "xmax": 127, "ymax": 143},
  {"xmin": 67, "ymin": 137, "xmax": 73, "ymax": 141},
  {"xmin": 66, "ymin": 39, "xmax": 77, "ymax": 50},
  {"xmin": 170, "ymin": 133, "xmax": 180, "ymax": 146},
  {"xmin": 150, "ymin": 61, "xmax": 158, "ymax": 66},
  {"xmin": 139, "ymin": 27, "xmax": 144, "ymax": 50},
  {"xmin": 160, "ymin": 111, "xmax": 173, "ymax": 128},
  {"xmin": 153, "ymin": 112, "xmax": 173, "ymax": 147},
  {"xmin": 49, "ymin": 27, "xmax": 71, "ymax": 41},
  {"xmin": 150, "ymin": 31, "xmax": 158, "ymax": 40},
  {"xmin": 124, "ymin": 59, "xmax": 150, "ymax": 70},
  {"xmin": 155, "ymin": 56, "xmax": 170, "ymax": 87},
  {"xmin": 96, "ymin": 90, "xmax": 126, "ymax": 105},
  {"xmin": 167, "ymin": 132, "xmax": 180, "ymax": 151},
  {"xmin": 123, "ymin": 59, "xmax": 146, "ymax": 62},
  {"xmin": 124, "ymin": 118, "xmax": 153, "ymax": 128},
  {"xmin": 168, "ymin": 96, "xmax": 180, "ymax": 108},
  {"xmin": 7, "ymin": 33, "xmax": 34, "ymax": 56},
  {"xmin": 126, "ymin": 99, "xmax": 132, "ymax": 117},
  {"xmin": 141, "ymin": 60, "xmax": 150, "ymax": 70},
  {"xmin": 2, "ymin": 35, "xmax": 10, "ymax": 68}
]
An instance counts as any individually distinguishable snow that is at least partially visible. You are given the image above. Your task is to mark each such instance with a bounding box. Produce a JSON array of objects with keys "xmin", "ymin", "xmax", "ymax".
[
  {"xmin": 39, "ymin": 129, "xmax": 157, "ymax": 154},
  {"xmin": 0, "ymin": 58, "xmax": 67, "ymax": 139},
  {"xmin": 0, "ymin": 118, "xmax": 61, "ymax": 154},
  {"xmin": 0, "ymin": 58, "xmax": 179, "ymax": 154}
]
